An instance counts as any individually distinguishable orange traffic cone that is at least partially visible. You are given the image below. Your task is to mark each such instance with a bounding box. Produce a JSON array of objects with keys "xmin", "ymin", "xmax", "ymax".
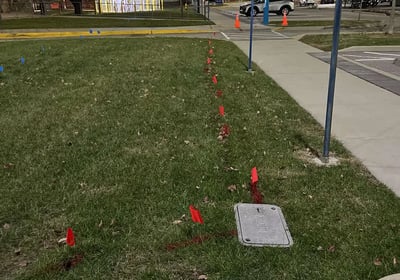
[
  {"xmin": 282, "ymin": 11, "xmax": 288, "ymax": 27},
  {"xmin": 234, "ymin": 14, "xmax": 240, "ymax": 29}
]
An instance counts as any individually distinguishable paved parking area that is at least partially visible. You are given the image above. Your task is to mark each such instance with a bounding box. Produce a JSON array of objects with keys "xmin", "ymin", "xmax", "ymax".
[{"xmin": 311, "ymin": 50, "xmax": 400, "ymax": 96}]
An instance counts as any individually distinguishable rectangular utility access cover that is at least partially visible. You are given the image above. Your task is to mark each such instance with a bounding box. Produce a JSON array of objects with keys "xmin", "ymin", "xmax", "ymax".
[{"xmin": 234, "ymin": 203, "xmax": 293, "ymax": 247}]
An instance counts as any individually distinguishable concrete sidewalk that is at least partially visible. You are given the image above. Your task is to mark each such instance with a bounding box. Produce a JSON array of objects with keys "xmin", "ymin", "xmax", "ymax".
[{"xmin": 208, "ymin": 8, "xmax": 400, "ymax": 197}]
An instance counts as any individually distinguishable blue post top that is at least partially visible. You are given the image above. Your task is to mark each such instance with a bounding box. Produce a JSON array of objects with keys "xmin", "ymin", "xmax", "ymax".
[
  {"xmin": 248, "ymin": 0, "xmax": 255, "ymax": 72},
  {"xmin": 263, "ymin": 0, "xmax": 269, "ymax": 25}
]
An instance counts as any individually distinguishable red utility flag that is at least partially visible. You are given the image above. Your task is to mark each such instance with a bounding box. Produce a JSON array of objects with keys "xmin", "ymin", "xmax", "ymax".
[
  {"xmin": 209, "ymin": 48, "xmax": 214, "ymax": 55},
  {"xmin": 212, "ymin": 75, "xmax": 218, "ymax": 84},
  {"xmin": 66, "ymin": 227, "xmax": 75, "ymax": 247},
  {"xmin": 219, "ymin": 105, "xmax": 225, "ymax": 116},
  {"xmin": 207, "ymin": 57, "xmax": 211, "ymax": 65},
  {"xmin": 251, "ymin": 167, "xmax": 258, "ymax": 184},
  {"xmin": 189, "ymin": 205, "xmax": 204, "ymax": 224}
]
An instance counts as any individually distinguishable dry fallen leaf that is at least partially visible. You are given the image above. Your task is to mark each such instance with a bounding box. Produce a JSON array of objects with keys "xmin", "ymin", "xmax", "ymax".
[
  {"xmin": 374, "ymin": 258, "xmax": 383, "ymax": 266},
  {"xmin": 227, "ymin": 185, "xmax": 237, "ymax": 192},
  {"xmin": 198, "ymin": 275, "xmax": 208, "ymax": 280},
  {"xmin": 3, "ymin": 223, "xmax": 10, "ymax": 230},
  {"xmin": 224, "ymin": 166, "xmax": 239, "ymax": 171},
  {"xmin": 327, "ymin": 245, "xmax": 335, "ymax": 253},
  {"xmin": 203, "ymin": 196, "xmax": 209, "ymax": 203},
  {"xmin": 14, "ymin": 248, "xmax": 21, "ymax": 255},
  {"xmin": 172, "ymin": 220, "xmax": 182, "ymax": 225},
  {"xmin": 58, "ymin": 237, "xmax": 67, "ymax": 244},
  {"xmin": 3, "ymin": 163, "xmax": 14, "ymax": 169},
  {"xmin": 317, "ymin": 246, "xmax": 323, "ymax": 251},
  {"xmin": 393, "ymin": 257, "xmax": 398, "ymax": 265},
  {"xmin": 18, "ymin": 261, "xmax": 28, "ymax": 267}
]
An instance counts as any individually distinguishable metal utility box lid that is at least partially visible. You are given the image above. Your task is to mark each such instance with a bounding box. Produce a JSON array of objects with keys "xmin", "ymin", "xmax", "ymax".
[{"xmin": 234, "ymin": 203, "xmax": 293, "ymax": 247}]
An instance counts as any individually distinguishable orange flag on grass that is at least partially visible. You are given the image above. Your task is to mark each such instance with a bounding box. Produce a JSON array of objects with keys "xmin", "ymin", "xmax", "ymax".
[
  {"xmin": 66, "ymin": 227, "xmax": 75, "ymax": 247},
  {"xmin": 212, "ymin": 75, "xmax": 218, "ymax": 84},
  {"xmin": 251, "ymin": 167, "xmax": 258, "ymax": 184},
  {"xmin": 189, "ymin": 205, "xmax": 204, "ymax": 224},
  {"xmin": 219, "ymin": 105, "xmax": 225, "ymax": 116}
]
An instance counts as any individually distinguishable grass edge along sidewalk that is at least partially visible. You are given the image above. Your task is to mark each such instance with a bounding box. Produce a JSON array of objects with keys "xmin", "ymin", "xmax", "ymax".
[
  {"xmin": 0, "ymin": 28, "xmax": 214, "ymax": 40},
  {"xmin": 0, "ymin": 37, "xmax": 399, "ymax": 279}
]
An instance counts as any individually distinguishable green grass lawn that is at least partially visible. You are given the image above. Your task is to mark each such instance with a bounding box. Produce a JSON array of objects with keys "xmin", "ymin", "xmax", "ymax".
[
  {"xmin": 0, "ymin": 15, "xmax": 211, "ymax": 30},
  {"xmin": 300, "ymin": 33, "xmax": 400, "ymax": 51},
  {"xmin": 0, "ymin": 38, "xmax": 399, "ymax": 280}
]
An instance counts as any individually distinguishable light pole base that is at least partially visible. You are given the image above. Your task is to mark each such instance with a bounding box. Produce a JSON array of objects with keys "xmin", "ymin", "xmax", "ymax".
[
  {"xmin": 247, "ymin": 69, "xmax": 255, "ymax": 75},
  {"xmin": 314, "ymin": 156, "xmax": 339, "ymax": 166}
]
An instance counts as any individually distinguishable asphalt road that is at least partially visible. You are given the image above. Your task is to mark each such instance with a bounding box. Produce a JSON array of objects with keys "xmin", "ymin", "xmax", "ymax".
[
  {"xmin": 217, "ymin": 4, "xmax": 399, "ymax": 35},
  {"xmin": 311, "ymin": 50, "xmax": 400, "ymax": 96}
]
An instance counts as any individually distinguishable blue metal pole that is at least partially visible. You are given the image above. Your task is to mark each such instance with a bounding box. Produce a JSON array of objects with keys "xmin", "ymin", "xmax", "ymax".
[
  {"xmin": 322, "ymin": 0, "xmax": 342, "ymax": 160},
  {"xmin": 248, "ymin": 0, "xmax": 254, "ymax": 72},
  {"xmin": 263, "ymin": 0, "xmax": 269, "ymax": 25}
]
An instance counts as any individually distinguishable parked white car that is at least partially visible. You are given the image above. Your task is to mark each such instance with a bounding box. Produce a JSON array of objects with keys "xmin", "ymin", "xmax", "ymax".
[{"xmin": 239, "ymin": 0, "xmax": 294, "ymax": 16}]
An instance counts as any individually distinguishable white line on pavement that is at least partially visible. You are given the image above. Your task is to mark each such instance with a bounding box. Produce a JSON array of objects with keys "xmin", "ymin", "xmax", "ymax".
[
  {"xmin": 271, "ymin": 29, "xmax": 289, "ymax": 39},
  {"xmin": 221, "ymin": 32, "xmax": 230, "ymax": 40},
  {"xmin": 355, "ymin": 58, "xmax": 395, "ymax": 62},
  {"xmin": 342, "ymin": 54, "xmax": 379, "ymax": 59},
  {"xmin": 364, "ymin": 51, "xmax": 400, "ymax": 57}
]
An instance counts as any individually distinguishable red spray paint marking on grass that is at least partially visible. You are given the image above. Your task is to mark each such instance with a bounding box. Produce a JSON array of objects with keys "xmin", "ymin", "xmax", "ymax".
[
  {"xmin": 166, "ymin": 230, "xmax": 237, "ymax": 251},
  {"xmin": 63, "ymin": 254, "xmax": 83, "ymax": 271},
  {"xmin": 218, "ymin": 124, "xmax": 230, "ymax": 139},
  {"xmin": 250, "ymin": 182, "xmax": 263, "ymax": 204}
]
